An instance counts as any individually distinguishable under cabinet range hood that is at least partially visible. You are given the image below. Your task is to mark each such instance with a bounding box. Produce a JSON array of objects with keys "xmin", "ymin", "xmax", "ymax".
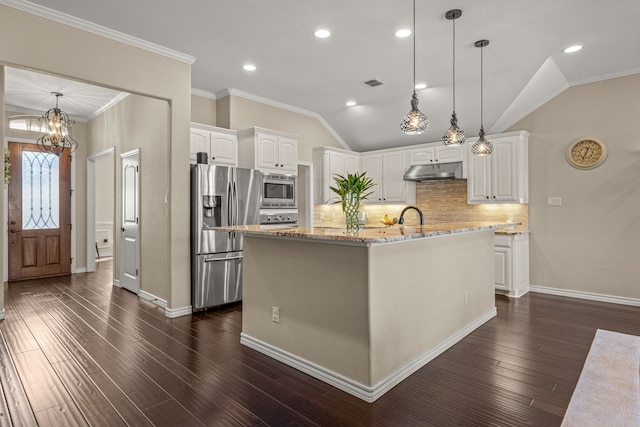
[{"xmin": 403, "ymin": 162, "xmax": 463, "ymax": 181}]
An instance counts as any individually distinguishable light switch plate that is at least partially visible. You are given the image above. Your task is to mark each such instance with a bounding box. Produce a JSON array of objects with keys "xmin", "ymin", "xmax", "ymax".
[{"xmin": 547, "ymin": 196, "xmax": 562, "ymax": 206}]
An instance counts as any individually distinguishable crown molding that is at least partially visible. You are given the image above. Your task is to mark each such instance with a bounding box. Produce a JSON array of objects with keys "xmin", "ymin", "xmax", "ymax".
[
  {"xmin": 87, "ymin": 92, "xmax": 130, "ymax": 121},
  {"xmin": 218, "ymin": 88, "xmax": 351, "ymax": 150},
  {"xmin": 0, "ymin": 0, "xmax": 195, "ymax": 65},
  {"xmin": 5, "ymin": 103, "xmax": 87, "ymax": 122},
  {"xmin": 569, "ymin": 66, "xmax": 640, "ymax": 88},
  {"xmin": 191, "ymin": 88, "xmax": 216, "ymax": 100}
]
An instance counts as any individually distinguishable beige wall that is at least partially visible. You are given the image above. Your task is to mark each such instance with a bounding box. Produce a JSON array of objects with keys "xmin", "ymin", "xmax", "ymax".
[
  {"xmin": 190, "ymin": 94, "xmax": 216, "ymax": 126},
  {"xmin": 509, "ymin": 73, "xmax": 640, "ymax": 299},
  {"xmin": 223, "ymin": 95, "xmax": 343, "ymax": 162},
  {"xmin": 0, "ymin": 4, "xmax": 192, "ymax": 311},
  {"xmin": 0, "ymin": 67, "xmax": 4, "ymax": 315},
  {"xmin": 88, "ymin": 94, "xmax": 170, "ymax": 300}
]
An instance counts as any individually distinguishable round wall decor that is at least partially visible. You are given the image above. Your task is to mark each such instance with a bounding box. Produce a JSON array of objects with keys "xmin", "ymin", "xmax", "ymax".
[{"xmin": 566, "ymin": 137, "xmax": 608, "ymax": 170}]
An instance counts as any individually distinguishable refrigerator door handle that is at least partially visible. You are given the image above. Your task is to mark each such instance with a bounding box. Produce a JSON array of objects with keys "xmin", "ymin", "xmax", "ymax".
[
  {"xmin": 205, "ymin": 255, "xmax": 242, "ymax": 262},
  {"xmin": 233, "ymin": 181, "xmax": 239, "ymax": 226},
  {"xmin": 227, "ymin": 181, "xmax": 233, "ymax": 225}
]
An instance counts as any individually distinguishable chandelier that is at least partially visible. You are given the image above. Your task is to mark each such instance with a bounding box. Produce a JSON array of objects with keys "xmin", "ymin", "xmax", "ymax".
[
  {"xmin": 37, "ymin": 92, "xmax": 78, "ymax": 155},
  {"xmin": 400, "ymin": 0, "xmax": 428, "ymax": 135}
]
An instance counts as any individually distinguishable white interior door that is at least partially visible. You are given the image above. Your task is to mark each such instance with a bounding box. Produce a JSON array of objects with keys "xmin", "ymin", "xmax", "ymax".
[{"xmin": 120, "ymin": 149, "xmax": 140, "ymax": 294}]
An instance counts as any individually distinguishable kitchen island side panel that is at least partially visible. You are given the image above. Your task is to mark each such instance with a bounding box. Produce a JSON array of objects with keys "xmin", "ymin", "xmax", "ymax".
[
  {"xmin": 241, "ymin": 236, "xmax": 372, "ymax": 385},
  {"xmin": 368, "ymin": 230, "xmax": 496, "ymax": 385}
]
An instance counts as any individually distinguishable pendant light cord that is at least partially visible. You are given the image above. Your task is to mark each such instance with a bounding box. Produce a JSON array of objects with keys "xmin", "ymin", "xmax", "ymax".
[
  {"xmin": 452, "ymin": 17, "xmax": 456, "ymax": 112},
  {"xmin": 480, "ymin": 44, "xmax": 484, "ymax": 130},
  {"xmin": 412, "ymin": 0, "xmax": 416, "ymax": 95}
]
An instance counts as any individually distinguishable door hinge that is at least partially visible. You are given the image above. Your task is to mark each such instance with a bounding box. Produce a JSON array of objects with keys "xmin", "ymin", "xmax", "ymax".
[
  {"xmin": 136, "ymin": 217, "xmax": 139, "ymax": 224},
  {"xmin": 136, "ymin": 165, "xmax": 139, "ymax": 172},
  {"xmin": 70, "ymin": 257, "xmax": 73, "ymax": 264},
  {"xmin": 136, "ymin": 269, "xmax": 139, "ymax": 276}
]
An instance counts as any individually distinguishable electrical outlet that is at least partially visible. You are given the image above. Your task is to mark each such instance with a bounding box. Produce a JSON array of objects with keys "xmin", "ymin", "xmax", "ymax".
[
  {"xmin": 547, "ymin": 196, "xmax": 562, "ymax": 206},
  {"xmin": 464, "ymin": 291, "xmax": 469, "ymax": 305},
  {"xmin": 272, "ymin": 306, "xmax": 280, "ymax": 323}
]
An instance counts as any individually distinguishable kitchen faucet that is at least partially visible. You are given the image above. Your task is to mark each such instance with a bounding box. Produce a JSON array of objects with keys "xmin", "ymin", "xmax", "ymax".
[{"xmin": 398, "ymin": 206, "xmax": 424, "ymax": 226}]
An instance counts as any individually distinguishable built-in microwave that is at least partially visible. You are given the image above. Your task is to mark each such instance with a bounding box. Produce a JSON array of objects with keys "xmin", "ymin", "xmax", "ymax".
[{"xmin": 260, "ymin": 173, "xmax": 297, "ymax": 209}]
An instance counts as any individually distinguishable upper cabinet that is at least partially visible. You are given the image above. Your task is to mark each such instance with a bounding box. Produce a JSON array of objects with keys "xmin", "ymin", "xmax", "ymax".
[
  {"xmin": 467, "ymin": 131, "xmax": 529, "ymax": 204},
  {"xmin": 238, "ymin": 127, "xmax": 299, "ymax": 174},
  {"xmin": 313, "ymin": 147, "xmax": 360, "ymax": 204},
  {"xmin": 361, "ymin": 151, "xmax": 413, "ymax": 204},
  {"xmin": 408, "ymin": 144, "xmax": 465, "ymax": 165},
  {"xmin": 190, "ymin": 123, "xmax": 238, "ymax": 166}
]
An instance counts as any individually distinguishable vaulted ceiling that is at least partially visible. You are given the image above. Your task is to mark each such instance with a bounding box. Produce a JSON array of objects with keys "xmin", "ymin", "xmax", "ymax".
[{"xmin": 4, "ymin": 0, "xmax": 640, "ymax": 151}]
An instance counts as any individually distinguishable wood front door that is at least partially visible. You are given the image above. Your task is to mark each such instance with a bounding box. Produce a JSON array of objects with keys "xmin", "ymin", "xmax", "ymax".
[{"xmin": 8, "ymin": 142, "xmax": 72, "ymax": 281}]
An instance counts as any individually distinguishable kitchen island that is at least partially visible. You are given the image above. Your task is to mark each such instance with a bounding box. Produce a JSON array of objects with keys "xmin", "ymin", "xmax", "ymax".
[{"xmin": 217, "ymin": 222, "xmax": 512, "ymax": 402}]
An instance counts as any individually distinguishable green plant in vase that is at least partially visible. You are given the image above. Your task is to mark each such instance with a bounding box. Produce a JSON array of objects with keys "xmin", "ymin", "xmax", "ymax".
[{"xmin": 330, "ymin": 172, "xmax": 375, "ymax": 235}]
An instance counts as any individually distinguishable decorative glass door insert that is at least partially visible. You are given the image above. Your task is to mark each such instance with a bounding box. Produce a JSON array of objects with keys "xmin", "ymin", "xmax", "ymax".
[{"xmin": 22, "ymin": 151, "xmax": 60, "ymax": 230}]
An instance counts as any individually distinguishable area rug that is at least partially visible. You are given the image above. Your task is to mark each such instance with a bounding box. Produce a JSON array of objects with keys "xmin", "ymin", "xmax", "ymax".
[{"xmin": 561, "ymin": 329, "xmax": 640, "ymax": 426}]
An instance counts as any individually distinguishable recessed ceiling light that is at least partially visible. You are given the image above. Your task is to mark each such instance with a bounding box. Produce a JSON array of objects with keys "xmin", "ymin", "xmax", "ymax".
[
  {"xmin": 395, "ymin": 28, "xmax": 412, "ymax": 38},
  {"xmin": 345, "ymin": 101, "xmax": 356, "ymax": 107},
  {"xmin": 243, "ymin": 64, "xmax": 257, "ymax": 71},
  {"xmin": 314, "ymin": 29, "xmax": 331, "ymax": 39},
  {"xmin": 415, "ymin": 83, "xmax": 427, "ymax": 90},
  {"xmin": 563, "ymin": 45, "xmax": 582, "ymax": 53}
]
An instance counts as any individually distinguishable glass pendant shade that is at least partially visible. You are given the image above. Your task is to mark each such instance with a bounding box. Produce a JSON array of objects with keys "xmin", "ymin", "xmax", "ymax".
[
  {"xmin": 37, "ymin": 92, "xmax": 78, "ymax": 155},
  {"xmin": 442, "ymin": 112, "xmax": 466, "ymax": 145},
  {"xmin": 401, "ymin": 92, "xmax": 429, "ymax": 135},
  {"xmin": 400, "ymin": 0, "xmax": 428, "ymax": 136},
  {"xmin": 442, "ymin": 9, "xmax": 465, "ymax": 146},
  {"xmin": 473, "ymin": 39, "xmax": 493, "ymax": 156},
  {"xmin": 471, "ymin": 127, "xmax": 493, "ymax": 155}
]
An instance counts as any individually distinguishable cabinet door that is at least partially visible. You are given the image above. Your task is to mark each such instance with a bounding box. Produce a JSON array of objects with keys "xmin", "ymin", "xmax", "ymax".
[
  {"xmin": 361, "ymin": 154, "xmax": 383, "ymax": 202},
  {"xmin": 256, "ymin": 132, "xmax": 279, "ymax": 170},
  {"xmin": 210, "ymin": 132, "xmax": 237, "ymax": 166},
  {"xmin": 409, "ymin": 148, "xmax": 436, "ymax": 165},
  {"xmin": 382, "ymin": 152, "xmax": 406, "ymax": 202},
  {"xmin": 467, "ymin": 152, "xmax": 491, "ymax": 202},
  {"xmin": 494, "ymin": 246, "xmax": 511, "ymax": 291},
  {"xmin": 435, "ymin": 145, "xmax": 464, "ymax": 163},
  {"xmin": 344, "ymin": 154, "xmax": 360, "ymax": 175},
  {"xmin": 278, "ymin": 136, "xmax": 298, "ymax": 172},
  {"xmin": 189, "ymin": 128, "xmax": 210, "ymax": 164},
  {"xmin": 491, "ymin": 140, "xmax": 517, "ymax": 202}
]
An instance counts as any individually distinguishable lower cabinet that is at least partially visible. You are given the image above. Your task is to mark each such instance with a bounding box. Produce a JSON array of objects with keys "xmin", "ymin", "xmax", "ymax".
[{"xmin": 494, "ymin": 233, "xmax": 529, "ymax": 297}]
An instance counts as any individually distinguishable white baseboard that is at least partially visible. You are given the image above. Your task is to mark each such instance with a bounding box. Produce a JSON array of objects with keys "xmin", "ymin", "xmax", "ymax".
[
  {"xmin": 96, "ymin": 252, "xmax": 113, "ymax": 258},
  {"xmin": 165, "ymin": 305, "xmax": 192, "ymax": 318},
  {"xmin": 241, "ymin": 307, "xmax": 497, "ymax": 403},
  {"xmin": 74, "ymin": 267, "xmax": 87, "ymax": 273},
  {"xmin": 0, "ymin": 309, "xmax": 5, "ymax": 320},
  {"xmin": 139, "ymin": 290, "xmax": 167, "ymax": 308},
  {"xmin": 113, "ymin": 279, "xmax": 122, "ymax": 288},
  {"xmin": 530, "ymin": 285, "xmax": 640, "ymax": 307}
]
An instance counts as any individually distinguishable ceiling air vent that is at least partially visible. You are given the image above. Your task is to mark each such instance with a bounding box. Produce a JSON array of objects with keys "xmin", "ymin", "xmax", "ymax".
[{"xmin": 362, "ymin": 79, "xmax": 384, "ymax": 88}]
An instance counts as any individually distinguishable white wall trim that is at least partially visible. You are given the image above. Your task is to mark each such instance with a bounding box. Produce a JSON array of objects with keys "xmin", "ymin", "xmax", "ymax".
[
  {"xmin": 74, "ymin": 267, "xmax": 87, "ymax": 273},
  {"xmin": 530, "ymin": 285, "xmax": 640, "ymax": 307},
  {"xmin": 165, "ymin": 305, "xmax": 192, "ymax": 318},
  {"xmin": 216, "ymin": 88, "xmax": 351, "ymax": 151},
  {"xmin": 191, "ymin": 88, "xmax": 216, "ymax": 100},
  {"xmin": 0, "ymin": 309, "xmax": 5, "ymax": 320},
  {"xmin": 139, "ymin": 290, "xmax": 167, "ymax": 309},
  {"xmin": 570, "ymin": 66, "xmax": 640, "ymax": 88},
  {"xmin": 241, "ymin": 307, "xmax": 497, "ymax": 403},
  {"xmin": 0, "ymin": 0, "xmax": 195, "ymax": 65},
  {"xmin": 113, "ymin": 278, "xmax": 121, "ymax": 288}
]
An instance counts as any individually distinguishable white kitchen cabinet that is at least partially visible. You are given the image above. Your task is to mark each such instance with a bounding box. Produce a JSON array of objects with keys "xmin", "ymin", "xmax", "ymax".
[
  {"xmin": 467, "ymin": 131, "xmax": 529, "ymax": 204},
  {"xmin": 408, "ymin": 144, "xmax": 465, "ymax": 165},
  {"xmin": 312, "ymin": 147, "xmax": 360, "ymax": 204},
  {"xmin": 190, "ymin": 123, "xmax": 238, "ymax": 166},
  {"xmin": 494, "ymin": 233, "xmax": 529, "ymax": 297},
  {"xmin": 238, "ymin": 127, "xmax": 299, "ymax": 174},
  {"xmin": 361, "ymin": 151, "xmax": 411, "ymax": 203}
]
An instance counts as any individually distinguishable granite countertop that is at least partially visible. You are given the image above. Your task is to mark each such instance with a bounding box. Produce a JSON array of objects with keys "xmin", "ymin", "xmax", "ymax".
[{"xmin": 216, "ymin": 221, "xmax": 520, "ymax": 246}]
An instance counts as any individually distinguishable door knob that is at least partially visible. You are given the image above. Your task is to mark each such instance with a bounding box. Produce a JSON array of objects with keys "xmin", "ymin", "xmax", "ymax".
[{"xmin": 121, "ymin": 227, "xmax": 125, "ymax": 232}]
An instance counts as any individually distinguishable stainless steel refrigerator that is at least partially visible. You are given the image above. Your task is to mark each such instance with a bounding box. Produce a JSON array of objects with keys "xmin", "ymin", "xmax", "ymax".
[{"xmin": 191, "ymin": 164, "xmax": 260, "ymax": 310}]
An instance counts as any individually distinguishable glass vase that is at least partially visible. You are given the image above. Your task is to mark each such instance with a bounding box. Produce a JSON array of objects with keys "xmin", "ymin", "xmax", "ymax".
[{"xmin": 343, "ymin": 195, "xmax": 360, "ymax": 236}]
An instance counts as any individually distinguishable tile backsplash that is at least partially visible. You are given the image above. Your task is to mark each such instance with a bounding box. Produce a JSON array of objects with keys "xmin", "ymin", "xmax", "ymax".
[{"xmin": 313, "ymin": 179, "xmax": 528, "ymax": 231}]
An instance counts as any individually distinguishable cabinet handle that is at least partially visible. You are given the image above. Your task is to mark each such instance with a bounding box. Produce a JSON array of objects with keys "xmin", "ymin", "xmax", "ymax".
[
  {"xmin": 486, "ymin": 196, "xmax": 490, "ymax": 200},
  {"xmin": 275, "ymin": 164, "xmax": 279, "ymax": 167},
  {"xmin": 493, "ymin": 196, "xmax": 496, "ymax": 199},
  {"xmin": 430, "ymin": 159, "xmax": 433, "ymax": 162}
]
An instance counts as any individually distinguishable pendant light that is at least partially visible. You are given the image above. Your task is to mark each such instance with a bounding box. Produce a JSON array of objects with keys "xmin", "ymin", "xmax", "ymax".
[
  {"xmin": 37, "ymin": 92, "xmax": 78, "ymax": 155},
  {"xmin": 442, "ymin": 9, "xmax": 466, "ymax": 146},
  {"xmin": 400, "ymin": 0, "xmax": 428, "ymax": 135},
  {"xmin": 471, "ymin": 40, "xmax": 493, "ymax": 156}
]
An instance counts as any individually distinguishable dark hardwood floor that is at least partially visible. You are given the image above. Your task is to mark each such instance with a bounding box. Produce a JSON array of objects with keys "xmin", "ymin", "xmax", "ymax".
[{"xmin": 1, "ymin": 260, "xmax": 639, "ymax": 426}]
